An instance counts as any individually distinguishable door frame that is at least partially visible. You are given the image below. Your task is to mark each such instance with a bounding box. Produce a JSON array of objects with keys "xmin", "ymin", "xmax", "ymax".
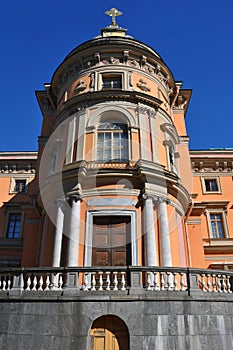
[{"xmin": 84, "ymin": 210, "xmax": 138, "ymax": 267}]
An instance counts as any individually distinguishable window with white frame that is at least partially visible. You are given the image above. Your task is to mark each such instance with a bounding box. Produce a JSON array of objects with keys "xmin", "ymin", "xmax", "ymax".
[
  {"xmin": 210, "ymin": 213, "xmax": 225, "ymax": 238},
  {"xmin": 97, "ymin": 122, "xmax": 128, "ymax": 162},
  {"xmin": 102, "ymin": 75, "xmax": 122, "ymax": 89},
  {"xmin": 6, "ymin": 213, "xmax": 22, "ymax": 238},
  {"xmin": 15, "ymin": 179, "xmax": 27, "ymax": 193},
  {"xmin": 206, "ymin": 210, "xmax": 228, "ymax": 239},
  {"xmin": 10, "ymin": 177, "xmax": 29, "ymax": 194},
  {"xmin": 201, "ymin": 177, "xmax": 221, "ymax": 194}
]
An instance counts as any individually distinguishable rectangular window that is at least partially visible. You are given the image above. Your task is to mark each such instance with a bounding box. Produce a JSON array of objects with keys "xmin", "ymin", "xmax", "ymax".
[
  {"xmin": 6, "ymin": 213, "xmax": 22, "ymax": 238},
  {"xmin": 102, "ymin": 76, "xmax": 122, "ymax": 89},
  {"xmin": 205, "ymin": 179, "xmax": 218, "ymax": 192},
  {"xmin": 210, "ymin": 213, "xmax": 225, "ymax": 238},
  {"xmin": 14, "ymin": 179, "xmax": 27, "ymax": 193},
  {"xmin": 97, "ymin": 123, "xmax": 128, "ymax": 162}
]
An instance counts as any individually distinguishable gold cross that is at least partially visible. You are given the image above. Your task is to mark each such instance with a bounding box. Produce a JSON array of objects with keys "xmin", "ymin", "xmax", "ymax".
[{"xmin": 105, "ymin": 8, "xmax": 123, "ymax": 26}]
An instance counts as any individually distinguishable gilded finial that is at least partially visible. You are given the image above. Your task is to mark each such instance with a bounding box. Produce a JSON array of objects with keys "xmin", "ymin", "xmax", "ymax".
[{"xmin": 105, "ymin": 8, "xmax": 123, "ymax": 27}]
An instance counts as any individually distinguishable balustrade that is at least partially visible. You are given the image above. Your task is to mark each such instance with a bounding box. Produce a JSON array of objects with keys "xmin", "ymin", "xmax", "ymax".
[{"xmin": 0, "ymin": 267, "xmax": 232, "ymax": 295}]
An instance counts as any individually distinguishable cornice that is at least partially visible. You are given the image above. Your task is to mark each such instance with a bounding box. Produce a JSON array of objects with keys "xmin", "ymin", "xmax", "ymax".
[
  {"xmin": 191, "ymin": 158, "xmax": 233, "ymax": 174},
  {"xmin": 60, "ymin": 90, "xmax": 162, "ymax": 116}
]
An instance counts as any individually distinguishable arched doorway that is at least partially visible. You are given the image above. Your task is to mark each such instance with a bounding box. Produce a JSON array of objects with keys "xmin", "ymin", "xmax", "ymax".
[{"xmin": 89, "ymin": 315, "xmax": 129, "ymax": 350}]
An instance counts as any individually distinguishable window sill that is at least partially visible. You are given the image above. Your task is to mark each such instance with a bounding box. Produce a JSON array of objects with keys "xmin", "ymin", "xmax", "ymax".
[
  {"xmin": 203, "ymin": 238, "xmax": 233, "ymax": 253},
  {"xmin": 0, "ymin": 238, "xmax": 24, "ymax": 249}
]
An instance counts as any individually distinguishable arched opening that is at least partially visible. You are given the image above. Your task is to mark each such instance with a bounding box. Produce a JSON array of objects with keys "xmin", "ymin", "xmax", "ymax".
[{"xmin": 89, "ymin": 315, "xmax": 129, "ymax": 350}]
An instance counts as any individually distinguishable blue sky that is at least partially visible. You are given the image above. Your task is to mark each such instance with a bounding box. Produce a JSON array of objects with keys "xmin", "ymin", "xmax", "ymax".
[{"xmin": 1, "ymin": 0, "xmax": 233, "ymax": 151}]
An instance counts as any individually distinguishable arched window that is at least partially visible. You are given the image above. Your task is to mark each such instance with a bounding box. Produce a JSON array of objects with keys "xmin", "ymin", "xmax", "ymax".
[{"xmin": 97, "ymin": 122, "xmax": 128, "ymax": 162}]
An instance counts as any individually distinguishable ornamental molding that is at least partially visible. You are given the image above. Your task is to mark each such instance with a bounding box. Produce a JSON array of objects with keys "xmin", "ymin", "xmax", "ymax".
[
  {"xmin": 55, "ymin": 51, "xmax": 173, "ymax": 96},
  {"xmin": 191, "ymin": 160, "xmax": 233, "ymax": 173},
  {"xmin": 137, "ymin": 79, "xmax": 151, "ymax": 92},
  {"xmin": 173, "ymin": 94, "xmax": 187, "ymax": 110},
  {"xmin": 0, "ymin": 164, "xmax": 36, "ymax": 174},
  {"xmin": 103, "ymin": 56, "xmax": 120, "ymax": 65},
  {"xmin": 142, "ymin": 193, "xmax": 171, "ymax": 205},
  {"xmin": 137, "ymin": 104, "xmax": 156, "ymax": 118},
  {"xmin": 74, "ymin": 80, "xmax": 87, "ymax": 93},
  {"xmin": 161, "ymin": 123, "xmax": 180, "ymax": 144}
]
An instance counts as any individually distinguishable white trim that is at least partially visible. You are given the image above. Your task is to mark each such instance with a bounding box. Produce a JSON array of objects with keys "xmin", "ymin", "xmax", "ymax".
[
  {"xmin": 95, "ymin": 123, "xmax": 129, "ymax": 162},
  {"xmin": 87, "ymin": 103, "xmax": 136, "ymax": 129},
  {"xmin": 206, "ymin": 209, "xmax": 229, "ymax": 239},
  {"xmin": 84, "ymin": 209, "xmax": 138, "ymax": 267},
  {"xmin": 201, "ymin": 176, "xmax": 222, "ymax": 194},
  {"xmin": 9, "ymin": 176, "xmax": 30, "ymax": 194}
]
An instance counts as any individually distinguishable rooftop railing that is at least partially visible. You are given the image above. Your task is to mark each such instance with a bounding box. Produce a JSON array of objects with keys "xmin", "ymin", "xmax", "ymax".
[{"xmin": 0, "ymin": 266, "xmax": 232, "ymax": 296}]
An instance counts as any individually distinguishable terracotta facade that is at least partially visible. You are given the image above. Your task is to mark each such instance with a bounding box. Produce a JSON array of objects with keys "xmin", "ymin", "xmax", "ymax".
[{"xmin": 0, "ymin": 20, "xmax": 232, "ymax": 274}]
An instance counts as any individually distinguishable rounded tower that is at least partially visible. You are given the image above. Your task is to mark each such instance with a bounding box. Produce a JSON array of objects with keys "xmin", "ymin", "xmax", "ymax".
[{"xmin": 36, "ymin": 9, "xmax": 192, "ymax": 269}]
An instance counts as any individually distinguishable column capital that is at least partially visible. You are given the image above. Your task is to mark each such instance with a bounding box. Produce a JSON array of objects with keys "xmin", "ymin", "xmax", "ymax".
[
  {"xmin": 67, "ymin": 193, "xmax": 83, "ymax": 204},
  {"xmin": 156, "ymin": 197, "xmax": 171, "ymax": 205},
  {"xmin": 142, "ymin": 193, "xmax": 171, "ymax": 205}
]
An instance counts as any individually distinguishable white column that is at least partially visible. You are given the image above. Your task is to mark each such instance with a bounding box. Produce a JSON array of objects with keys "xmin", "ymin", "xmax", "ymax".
[
  {"xmin": 67, "ymin": 195, "xmax": 81, "ymax": 266},
  {"xmin": 143, "ymin": 195, "xmax": 158, "ymax": 266},
  {"xmin": 158, "ymin": 200, "xmax": 172, "ymax": 266},
  {"xmin": 52, "ymin": 199, "xmax": 65, "ymax": 267}
]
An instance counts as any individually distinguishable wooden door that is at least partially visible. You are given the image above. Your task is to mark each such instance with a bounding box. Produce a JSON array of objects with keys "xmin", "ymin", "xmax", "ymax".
[
  {"xmin": 90, "ymin": 315, "xmax": 129, "ymax": 350},
  {"xmin": 92, "ymin": 216, "xmax": 131, "ymax": 266}
]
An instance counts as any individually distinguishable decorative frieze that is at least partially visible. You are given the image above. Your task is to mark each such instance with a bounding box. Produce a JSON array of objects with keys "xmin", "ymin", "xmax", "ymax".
[
  {"xmin": 0, "ymin": 163, "xmax": 36, "ymax": 174},
  {"xmin": 192, "ymin": 160, "xmax": 233, "ymax": 173},
  {"xmin": 55, "ymin": 50, "xmax": 173, "ymax": 96}
]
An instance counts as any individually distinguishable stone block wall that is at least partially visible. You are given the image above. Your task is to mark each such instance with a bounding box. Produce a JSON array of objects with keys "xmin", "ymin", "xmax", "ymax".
[{"xmin": 0, "ymin": 293, "xmax": 233, "ymax": 349}]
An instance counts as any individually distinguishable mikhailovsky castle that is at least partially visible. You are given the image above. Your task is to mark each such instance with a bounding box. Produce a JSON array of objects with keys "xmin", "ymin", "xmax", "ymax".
[{"xmin": 0, "ymin": 9, "xmax": 233, "ymax": 350}]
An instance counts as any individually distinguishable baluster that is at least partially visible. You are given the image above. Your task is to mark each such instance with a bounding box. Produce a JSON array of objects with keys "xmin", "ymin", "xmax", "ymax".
[
  {"xmin": 58, "ymin": 275, "xmax": 63, "ymax": 290},
  {"xmin": 154, "ymin": 272, "xmax": 159, "ymax": 291},
  {"xmin": 26, "ymin": 276, "xmax": 31, "ymax": 291},
  {"xmin": 38, "ymin": 276, "xmax": 43, "ymax": 291},
  {"xmin": 7, "ymin": 278, "xmax": 11, "ymax": 291},
  {"xmin": 226, "ymin": 275, "xmax": 232, "ymax": 293},
  {"xmin": 180, "ymin": 273, "xmax": 186, "ymax": 291},
  {"xmin": 167, "ymin": 272, "xmax": 174, "ymax": 290},
  {"xmin": 2, "ymin": 280, "xmax": 6, "ymax": 291},
  {"xmin": 32, "ymin": 276, "xmax": 37, "ymax": 291},
  {"xmin": 91, "ymin": 273, "xmax": 96, "ymax": 291},
  {"xmin": 173, "ymin": 273, "xmax": 178, "ymax": 291},
  {"xmin": 99, "ymin": 272, "xmax": 103, "ymax": 291},
  {"xmin": 161, "ymin": 272, "xmax": 165, "ymax": 291},
  {"xmin": 121, "ymin": 272, "xmax": 126, "ymax": 291},
  {"xmin": 212, "ymin": 274, "xmax": 217, "ymax": 292},
  {"xmin": 50, "ymin": 274, "xmax": 55, "ymax": 290},
  {"xmin": 146, "ymin": 272, "xmax": 153, "ymax": 291},
  {"xmin": 106, "ymin": 272, "xmax": 110, "ymax": 291},
  {"xmin": 84, "ymin": 273, "xmax": 89, "ymax": 291},
  {"xmin": 45, "ymin": 275, "xmax": 50, "ymax": 291},
  {"xmin": 222, "ymin": 274, "xmax": 227, "ymax": 293},
  {"xmin": 217, "ymin": 274, "xmax": 222, "ymax": 292},
  {"xmin": 113, "ymin": 272, "xmax": 118, "ymax": 291},
  {"xmin": 207, "ymin": 274, "xmax": 211, "ymax": 292},
  {"xmin": 201, "ymin": 274, "xmax": 207, "ymax": 292},
  {"xmin": 53, "ymin": 273, "xmax": 59, "ymax": 289}
]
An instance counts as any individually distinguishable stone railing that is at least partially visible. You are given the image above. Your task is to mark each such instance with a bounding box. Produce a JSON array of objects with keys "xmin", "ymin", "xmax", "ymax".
[{"xmin": 0, "ymin": 266, "xmax": 232, "ymax": 296}]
